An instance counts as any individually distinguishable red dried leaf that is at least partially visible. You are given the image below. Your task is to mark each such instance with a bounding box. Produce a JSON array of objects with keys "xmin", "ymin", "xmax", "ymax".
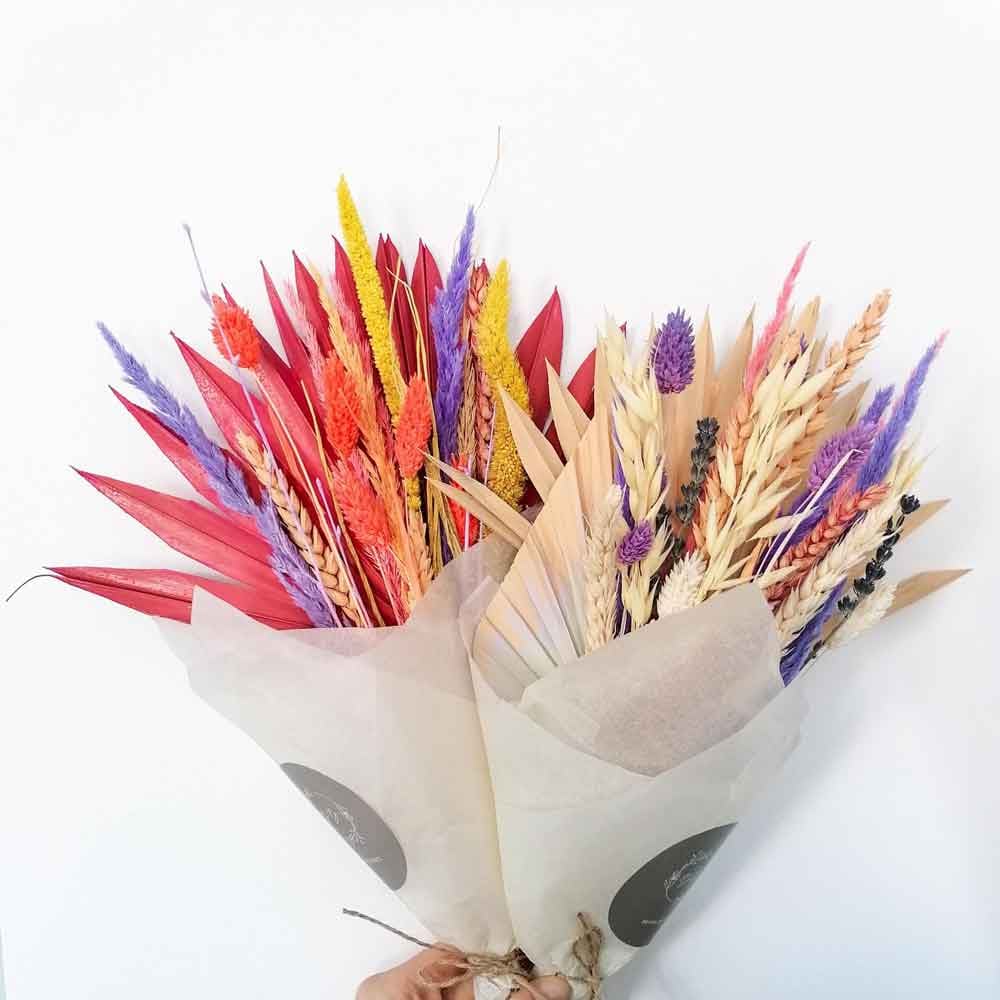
[
  {"xmin": 516, "ymin": 288, "xmax": 563, "ymax": 429},
  {"xmin": 111, "ymin": 388, "xmax": 260, "ymax": 519},
  {"xmin": 567, "ymin": 347, "xmax": 597, "ymax": 417},
  {"xmin": 50, "ymin": 566, "xmax": 312, "ymax": 629},
  {"xmin": 376, "ymin": 234, "xmax": 417, "ymax": 382},
  {"xmin": 262, "ymin": 262, "xmax": 319, "ymax": 401},
  {"xmin": 75, "ymin": 470, "xmax": 289, "ymax": 597},
  {"xmin": 333, "ymin": 237, "xmax": 366, "ymax": 341},
  {"xmin": 292, "ymin": 253, "xmax": 333, "ymax": 355},
  {"xmin": 220, "ymin": 284, "xmax": 310, "ymax": 412},
  {"xmin": 173, "ymin": 334, "xmax": 265, "ymax": 451},
  {"xmin": 411, "ymin": 240, "xmax": 443, "ymax": 395}
]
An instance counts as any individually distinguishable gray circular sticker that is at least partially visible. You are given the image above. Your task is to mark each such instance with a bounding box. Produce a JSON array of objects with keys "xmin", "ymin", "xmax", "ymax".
[
  {"xmin": 608, "ymin": 824, "xmax": 735, "ymax": 947},
  {"xmin": 281, "ymin": 763, "xmax": 407, "ymax": 890}
]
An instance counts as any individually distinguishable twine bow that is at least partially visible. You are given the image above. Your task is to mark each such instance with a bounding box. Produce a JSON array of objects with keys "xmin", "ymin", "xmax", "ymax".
[{"xmin": 344, "ymin": 908, "xmax": 604, "ymax": 998}]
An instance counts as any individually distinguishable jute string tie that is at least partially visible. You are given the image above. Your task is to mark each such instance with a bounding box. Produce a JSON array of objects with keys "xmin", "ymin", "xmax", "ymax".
[{"xmin": 343, "ymin": 908, "xmax": 604, "ymax": 999}]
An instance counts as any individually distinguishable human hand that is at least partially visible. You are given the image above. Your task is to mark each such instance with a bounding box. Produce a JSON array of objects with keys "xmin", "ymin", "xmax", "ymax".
[{"xmin": 356, "ymin": 947, "xmax": 571, "ymax": 1000}]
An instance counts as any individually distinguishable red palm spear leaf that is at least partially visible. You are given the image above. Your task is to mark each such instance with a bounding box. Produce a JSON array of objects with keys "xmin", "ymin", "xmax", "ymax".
[
  {"xmin": 74, "ymin": 470, "xmax": 292, "ymax": 596},
  {"xmin": 567, "ymin": 347, "xmax": 596, "ymax": 416},
  {"xmin": 261, "ymin": 262, "xmax": 318, "ymax": 402},
  {"xmin": 173, "ymin": 335, "xmax": 272, "ymax": 458},
  {"xmin": 221, "ymin": 285, "xmax": 309, "ymax": 413},
  {"xmin": 48, "ymin": 566, "xmax": 313, "ymax": 629},
  {"xmin": 333, "ymin": 237, "xmax": 366, "ymax": 343},
  {"xmin": 376, "ymin": 235, "xmax": 417, "ymax": 382},
  {"xmin": 111, "ymin": 388, "xmax": 259, "ymax": 525},
  {"xmin": 515, "ymin": 288, "xmax": 563, "ymax": 430},
  {"xmin": 411, "ymin": 240, "xmax": 443, "ymax": 395},
  {"xmin": 292, "ymin": 253, "xmax": 333, "ymax": 355}
]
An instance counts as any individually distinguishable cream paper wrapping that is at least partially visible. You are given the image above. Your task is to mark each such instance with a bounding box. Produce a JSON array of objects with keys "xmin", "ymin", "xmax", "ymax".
[
  {"xmin": 160, "ymin": 538, "xmax": 517, "ymax": 955},
  {"xmin": 160, "ymin": 539, "xmax": 807, "ymax": 996},
  {"xmin": 466, "ymin": 581, "xmax": 807, "ymax": 992}
]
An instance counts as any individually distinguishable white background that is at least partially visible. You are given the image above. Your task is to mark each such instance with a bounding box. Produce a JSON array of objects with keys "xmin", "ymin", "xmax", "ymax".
[{"xmin": 2, "ymin": 2, "xmax": 999, "ymax": 997}]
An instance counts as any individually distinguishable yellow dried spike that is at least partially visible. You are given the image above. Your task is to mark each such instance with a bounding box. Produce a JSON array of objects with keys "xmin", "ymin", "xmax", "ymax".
[
  {"xmin": 336, "ymin": 176, "xmax": 403, "ymax": 421},
  {"xmin": 476, "ymin": 261, "xmax": 531, "ymax": 508}
]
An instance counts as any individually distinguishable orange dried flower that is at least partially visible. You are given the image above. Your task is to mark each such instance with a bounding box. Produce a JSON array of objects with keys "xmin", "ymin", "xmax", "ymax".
[
  {"xmin": 322, "ymin": 355, "xmax": 360, "ymax": 457},
  {"xmin": 394, "ymin": 376, "xmax": 432, "ymax": 477},
  {"xmin": 333, "ymin": 459, "xmax": 391, "ymax": 548},
  {"xmin": 210, "ymin": 295, "xmax": 261, "ymax": 369}
]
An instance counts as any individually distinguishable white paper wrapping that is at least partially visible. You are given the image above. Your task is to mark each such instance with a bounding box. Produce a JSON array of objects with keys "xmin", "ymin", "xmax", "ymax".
[
  {"xmin": 161, "ymin": 539, "xmax": 807, "ymax": 997},
  {"xmin": 160, "ymin": 538, "xmax": 517, "ymax": 954}
]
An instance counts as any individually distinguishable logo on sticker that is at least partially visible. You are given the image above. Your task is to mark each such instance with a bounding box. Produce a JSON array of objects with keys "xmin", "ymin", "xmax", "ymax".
[
  {"xmin": 608, "ymin": 824, "xmax": 735, "ymax": 947},
  {"xmin": 281, "ymin": 763, "xmax": 407, "ymax": 890}
]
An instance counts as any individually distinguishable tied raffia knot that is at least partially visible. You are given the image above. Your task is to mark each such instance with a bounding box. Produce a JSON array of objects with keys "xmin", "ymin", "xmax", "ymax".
[
  {"xmin": 343, "ymin": 907, "xmax": 605, "ymax": 999},
  {"xmin": 571, "ymin": 913, "xmax": 604, "ymax": 999}
]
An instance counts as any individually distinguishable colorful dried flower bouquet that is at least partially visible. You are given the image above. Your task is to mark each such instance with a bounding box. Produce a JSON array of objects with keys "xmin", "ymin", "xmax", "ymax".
[{"xmin": 53, "ymin": 181, "xmax": 965, "ymax": 997}]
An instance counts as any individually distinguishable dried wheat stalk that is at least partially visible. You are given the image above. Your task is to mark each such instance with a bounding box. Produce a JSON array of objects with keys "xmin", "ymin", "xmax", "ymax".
[
  {"xmin": 774, "ymin": 451, "xmax": 918, "ymax": 644},
  {"xmin": 787, "ymin": 290, "xmax": 890, "ymax": 470},
  {"xmin": 584, "ymin": 485, "xmax": 626, "ymax": 653},
  {"xmin": 238, "ymin": 433, "xmax": 363, "ymax": 625},
  {"xmin": 764, "ymin": 484, "xmax": 889, "ymax": 603}
]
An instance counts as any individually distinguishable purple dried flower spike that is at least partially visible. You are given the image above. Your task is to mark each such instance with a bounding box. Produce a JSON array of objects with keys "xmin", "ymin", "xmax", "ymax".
[
  {"xmin": 780, "ymin": 583, "xmax": 843, "ymax": 685},
  {"xmin": 651, "ymin": 309, "xmax": 695, "ymax": 394},
  {"xmin": 856, "ymin": 334, "xmax": 946, "ymax": 492},
  {"xmin": 431, "ymin": 207, "xmax": 475, "ymax": 463},
  {"xmin": 98, "ymin": 322, "xmax": 335, "ymax": 627},
  {"xmin": 618, "ymin": 520, "xmax": 654, "ymax": 565}
]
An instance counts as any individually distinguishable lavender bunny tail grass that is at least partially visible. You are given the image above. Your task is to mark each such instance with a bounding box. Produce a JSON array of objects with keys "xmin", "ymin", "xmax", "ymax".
[
  {"xmin": 783, "ymin": 385, "xmax": 895, "ymax": 547},
  {"xmin": 98, "ymin": 323, "xmax": 334, "ymax": 626},
  {"xmin": 431, "ymin": 208, "xmax": 475, "ymax": 461},
  {"xmin": 855, "ymin": 335, "xmax": 946, "ymax": 492}
]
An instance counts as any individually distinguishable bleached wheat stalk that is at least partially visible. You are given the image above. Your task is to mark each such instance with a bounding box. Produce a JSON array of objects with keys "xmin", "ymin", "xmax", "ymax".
[{"xmin": 584, "ymin": 485, "xmax": 627, "ymax": 653}]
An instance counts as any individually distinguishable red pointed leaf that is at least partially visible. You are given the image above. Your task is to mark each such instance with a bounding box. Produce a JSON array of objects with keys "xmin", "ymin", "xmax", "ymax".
[
  {"xmin": 173, "ymin": 335, "xmax": 279, "ymax": 466},
  {"xmin": 262, "ymin": 262, "xmax": 319, "ymax": 401},
  {"xmin": 411, "ymin": 240, "xmax": 443, "ymax": 395},
  {"xmin": 221, "ymin": 283, "xmax": 311, "ymax": 412},
  {"xmin": 567, "ymin": 347, "xmax": 597, "ymax": 418},
  {"xmin": 111, "ymin": 388, "xmax": 261, "ymax": 521},
  {"xmin": 333, "ymin": 237, "xmax": 366, "ymax": 340},
  {"xmin": 515, "ymin": 288, "xmax": 563, "ymax": 430},
  {"xmin": 51, "ymin": 566, "xmax": 312, "ymax": 629},
  {"xmin": 376, "ymin": 235, "xmax": 417, "ymax": 382},
  {"xmin": 255, "ymin": 354, "xmax": 328, "ymax": 505},
  {"xmin": 292, "ymin": 254, "xmax": 333, "ymax": 355},
  {"xmin": 75, "ymin": 470, "xmax": 289, "ymax": 596}
]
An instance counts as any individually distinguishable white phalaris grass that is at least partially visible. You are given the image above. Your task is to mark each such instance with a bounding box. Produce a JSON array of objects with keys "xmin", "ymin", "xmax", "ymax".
[
  {"xmin": 657, "ymin": 551, "xmax": 706, "ymax": 617},
  {"xmin": 828, "ymin": 580, "xmax": 898, "ymax": 649}
]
